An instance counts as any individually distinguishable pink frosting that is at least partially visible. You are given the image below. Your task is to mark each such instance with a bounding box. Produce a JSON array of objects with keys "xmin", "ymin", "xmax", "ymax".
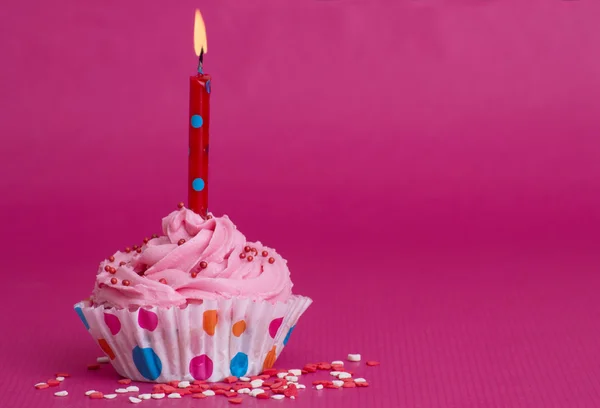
[{"xmin": 91, "ymin": 208, "xmax": 293, "ymax": 309}]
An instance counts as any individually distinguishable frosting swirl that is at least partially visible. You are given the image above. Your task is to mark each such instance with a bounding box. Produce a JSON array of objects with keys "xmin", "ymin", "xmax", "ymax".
[{"xmin": 91, "ymin": 208, "xmax": 293, "ymax": 309}]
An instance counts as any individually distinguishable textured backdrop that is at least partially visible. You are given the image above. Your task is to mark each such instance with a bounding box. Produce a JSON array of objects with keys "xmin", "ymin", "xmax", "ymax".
[{"xmin": 2, "ymin": 1, "xmax": 600, "ymax": 407}]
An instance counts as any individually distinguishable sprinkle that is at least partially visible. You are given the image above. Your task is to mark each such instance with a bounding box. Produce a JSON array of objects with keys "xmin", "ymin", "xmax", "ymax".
[
  {"xmin": 199, "ymin": 261, "xmax": 208, "ymax": 269},
  {"xmin": 347, "ymin": 354, "xmax": 361, "ymax": 362},
  {"xmin": 85, "ymin": 390, "xmax": 97, "ymax": 395},
  {"xmin": 250, "ymin": 379, "xmax": 264, "ymax": 388},
  {"xmin": 356, "ymin": 382, "xmax": 369, "ymax": 387},
  {"xmin": 332, "ymin": 360, "xmax": 344, "ymax": 365},
  {"xmin": 191, "ymin": 271, "xmax": 198, "ymax": 278},
  {"xmin": 152, "ymin": 234, "xmax": 158, "ymax": 238},
  {"xmin": 228, "ymin": 398, "xmax": 243, "ymax": 404},
  {"xmin": 316, "ymin": 384, "xmax": 324, "ymax": 390},
  {"xmin": 178, "ymin": 239, "xmax": 186, "ymax": 246},
  {"xmin": 332, "ymin": 380, "xmax": 344, "ymax": 387},
  {"xmin": 136, "ymin": 248, "xmax": 142, "ymax": 253},
  {"xmin": 151, "ymin": 393, "xmax": 165, "ymax": 399},
  {"xmin": 90, "ymin": 392, "xmax": 104, "ymax": 399},
  {"xmin": 276, "ymin": 372, "xmax": 288, "ymax": 379},
  {"xmin": 120, "ymin": 261, "xmax": 126, "ymax": 266},
  {"xmin": 338, "ymin": 372, "xmax": 352, "ymax": 379},
  {"xmin": 159, "ymin": 278, "xmax": 167, "ymax": 284},
  {"xmin": 317, "ymin": 363, "xmax": 331, "ymax": 370},
  {"xmin": 54, "ymin": 391, "xmax": 68, "ymax": 397},
  {"xmin": 110, "ymin": 277, "xmax": 118, "ymax": 284},
  {"xmin": 239, "ymin": 253, "xmax": 246, "ymax": 259},
  {"xmin": 202, "ymin": 390, "xmax": 216, "ymax": 396},
  {"xmin": 178, "ymin": 202, "xmax": 185, "ymax": 209},
  {"xmin": 138, "ymin": 394, "xmax": 151, "ymax": 400},
  {"xmin": 262, "ymin": 251, "xmax": 268, "ymax": 257},
  {"xmin": 366, "ymin": 360, "xmax": 380, "ymax": 366},
  {"xmin": 239, "ymin": 376, "xmax": 251, "ymax": 382},
  {"xmin": 97, "ymin": 356, "xmax": 110, "ymax": 364},
  {"xmin": 247, "ymin": 256, "xmax": 253, "ymax": 262},
  {"xmin": 178, "ymin": 381, "xmax": 190, "ymax": 388},
  {"xmin": 104, "ymin": 265, "xmax": 112, "ymax": 272},
  {"xmin": 47, "ymin": 379, "xmax": 60, "ymax": 386},
  {"xmin": 224, "ymin": 376, "xmax": 238, "ymax": 384},
  {"xmin": 104, "ymin": 394, "xmax": 117, "ymax": 399},
  {"xmin": 126, "ymin": 385, "xmax": 140, "ymax": 392},
  {"xmin": 133, "ymin": 245, "xmax": 139, "ymax": 250},
  {"xmin": 285, "ymin": 376, "xmax": 298, "ymax": 383},
  {"xmin": 191, "ymin": 393, "xmax": 206, "ymax": 399},
  {"xmin": 343, "ymin": 382, "xmax": 356, "ymax": 388},
  {"xmin": 109, "ymin": 256, "xmax": 115, "ymax": 262},
  {"xmin": 297, "ymin": 384, "xmax": 306, "ymax": 389},
  {"xmin": 34, "ymin": 383, "xmax": 48, "ymax": 389},
  {"xmin": 237, "ymin": 388, "xmax": 251, "ymax": 394},
  {"xmin": 143, "ymin": 237, "xmax": 149, "ymax": 244},
  {"xmin": 250, "ymin": 389, "xmax": 265, "ymax": 397},
  {"xmin": 55, "ymin": 372, "xmax": 70, "ymax": 377},
  {"xmin": 129, "ymin": 396, "xmax": 142, "ymax": 403},
  {"xmin": 167, "ymin": 393, "xmax": 182, "ymax": 399},
  {"xmin": 125, "ymin": 247, "xmax": 131, "ymax": 253},
  {"xmin": 122, "ymin": 280, "xmax": 131, "ymax": 286},
  {"xmin": 118, "ymin": 379, "xmax": 132, "ymax": 385},
  {"xmin": 354, "ymin": 378, "xmax": 367, "ymax": 383},
  {"xmin": 56, "ymin": 376, "xmax": 65, "ymax": 382},
  {"xmin": 257, "ymin": 393, "xmax": 270, "ymax": 399},
  {"xmin": 288, "ymin": 369, "xmax": 302, "ymax": 376},
  {"xmin": 268, "ymin": 257, "xmax": 275, "ymax": 264},
  {"xmin": 330, "ymin": 371, "xmax": 341, "ymax": 377},
  {"xmin": 115, "ymin": 388, "xmax": 129, "ymax": 394},
  {"xmin": 271, "ymin": 394, "xmax": 285, "ymax": 400},
  {"xmin": 87, "ymin": 363, "xmax": 100, "ymax": 370},
  {"xmin": 244, "ymin": 246, "xmax": 251, "ymax": 252},
  {"xmin": 290, "ymin": 396, "xmax": 296, "ymax": 399}
]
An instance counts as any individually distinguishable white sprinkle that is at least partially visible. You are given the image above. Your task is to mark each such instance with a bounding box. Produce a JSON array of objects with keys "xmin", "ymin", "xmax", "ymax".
[
  {"xmin": 56, "ymin": 376, "xmax": 65, "ymax": 382},
  {"xmin": 276, "ymin": 372, "xmax": 288, "ymax": 379},
  {"xmin": 138, "ymin": 393, "xmax": 152, "ymax": 400},
  {"xmin": 330, "ymin": 371, "xmax": 341, "ymax": 377},
  {"xmin": 34, "ymin": 382, "xmax": 47, "ymax": 387},
  {"xmin": 288, "ymin": 369, "xmax": 302, "ymax": 376},
  {"xmin": 177, "ymin": 381, "xmax": 190, "ymax": 388},
  {"xmin": 290, "ymin": 396, "xmax": 296, "ymax": 400},
  {"xmin": 151, "ymin": 393, "xmax": 165, "ymax": 399},
  {"xmin": 115, "ymin": 388, "xmax": 129, "ymax": 394},
  {"xmin": 85, "ymin": 390, "xmax": 97, "ymax": 396},
  {"xmin": 271, "ymin": 394, "xmax": 285, "ymax": 400},
  {"xmin": 332, "ymin": 380, "xmax": 344, "ymax": 387},
  {"xmin": 354, "ymin": 378, "xmax": 367, "ymax": 383},
  {"xmin": 250, "ymin": 379, "xmax": 264, "ymax": 388},
  {"xmin": 239, "ymin": 376, "xmax": 251, "ymax": 381},
  {"xmin": 338, "ymin": 372, "xmax": 352, "ymax": 379},
  {"xmin": 54, "ymin": 391, "xmax": 68, "ymax": 397},
  {"xmin": 202, "ymin": 390, "xmax": 215, "ymax": 397},
  {"xmin": 285, "ymin": 376, "xmax": 298, "ymax": 382},
  {"xmin": 316, "ymin": 384, "xmax": 324, "ymax": 390},
  {"xmin": 282, "ymin": 385, "xmax": 288, "ymax": 390},
  {"xmin": 347, "ymin": 353, "xmax": 361, "ymax": 362},
  {"xmin": 332, "ymin": 360, "xmax": 344, "ymax": 365},
  {"xmin": 297, "ymin": 384, "xmax": 306, "ymax": 389},
  {"xmin": 97, "ymin": 356, "xmax": 110, "ymax": 364},
  {"xmin": 237, "ymin": 388, "xmax": 251, "ymax": 394},
  {"xmin": 104, "ymin": 394, "xmax": 117, "ymax": 399},
  {"xmin": 250, "ymin": 389, "xmax": 265, "ymax": 397},
  {"xmin": 126, "ymin": 386, "xmax": 140, "ymax": 392},
  {"xmin": 129, "ymin": 396, "xmax": 142, "ymax": 403},
  {"xmin": 167, "ymin": 393, "xmax": 182, "ymax": 399}
]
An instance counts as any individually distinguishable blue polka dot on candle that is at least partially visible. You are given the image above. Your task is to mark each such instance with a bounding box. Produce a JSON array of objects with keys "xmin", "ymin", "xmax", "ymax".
[
  {"xmin": 192, "ymin": 178, "xmax": 205, "ymax": 191},
  {"xmin": 191, "ymin": 115, "xmax": 203, "ymax": 128},
  {"xmin": 74, "ymin": 306, "xmax": 90, "ymax": 330},
  {"xmin": 132, "ymin": 346, "xmax": 162, "ymax": 381},
  {"xmin": 230, "ymin": 352, "xmax": 249, "ymax": 377},
  {"xmin": 206, "ymin": 80, "xmax": 211, "ymax": 94},
  {"xmin": 283, "ymin": 325, "xmax": 295, "ymax": 346}
]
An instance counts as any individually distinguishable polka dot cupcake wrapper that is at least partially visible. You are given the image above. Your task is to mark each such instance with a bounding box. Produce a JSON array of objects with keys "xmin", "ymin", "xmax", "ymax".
[{"xmin": 74, "ymin": 295, "xmax": 312, "ymax": 383}]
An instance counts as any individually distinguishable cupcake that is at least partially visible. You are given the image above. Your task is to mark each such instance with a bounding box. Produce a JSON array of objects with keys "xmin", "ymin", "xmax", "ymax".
[{"xmin": 74, "ymin": 206, "xmax": 312, "ymax": 382}]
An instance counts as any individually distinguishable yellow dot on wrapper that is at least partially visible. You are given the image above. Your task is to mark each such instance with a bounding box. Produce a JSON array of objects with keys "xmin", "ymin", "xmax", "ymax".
[
  {"xmin": 203, "ymin": 310, "xmax": 218, "ymax": 336},
  {"xmin": 232, "ymin": 320, "xmax": 246, "ymax": 337}
]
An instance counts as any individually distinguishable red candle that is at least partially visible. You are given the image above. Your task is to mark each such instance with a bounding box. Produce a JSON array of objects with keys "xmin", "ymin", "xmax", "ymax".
[{"xmin": 189, "ymin": 9, "xmax": 211, "ymax": 217}]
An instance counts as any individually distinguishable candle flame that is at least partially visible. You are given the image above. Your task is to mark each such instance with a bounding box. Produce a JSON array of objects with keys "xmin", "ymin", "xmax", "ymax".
[{"xmin": 194, "ymin": 9, "xmax": 207, "ymax": 57}]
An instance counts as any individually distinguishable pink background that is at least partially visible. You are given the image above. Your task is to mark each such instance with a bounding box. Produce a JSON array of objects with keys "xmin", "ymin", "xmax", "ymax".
[{"xmin": 2, "ymin": 0, "xmax": 600, "ymax": 407}]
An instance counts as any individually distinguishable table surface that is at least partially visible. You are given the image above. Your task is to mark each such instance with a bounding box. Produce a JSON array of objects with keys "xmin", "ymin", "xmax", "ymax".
[{"xmin": 3, "ymin": 248, "xmax": 600, "ymax": 408}]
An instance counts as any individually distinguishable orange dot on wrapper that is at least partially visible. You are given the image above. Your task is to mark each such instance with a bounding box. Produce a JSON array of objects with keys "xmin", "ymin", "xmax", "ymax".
[
  {"xmin": 203, "ymin": 310, "xmax": 218, "ymax": 336},
  {"xmin": 263, "ymin": 345, "xmax": 277, "ymax": 371},
  {"xmin": 98, "ymin": 338, "xmax": 116, "ymax": 360},
  {"xmin": 232, "ymin": 320, "xmax": 246, "ymax": 337}
]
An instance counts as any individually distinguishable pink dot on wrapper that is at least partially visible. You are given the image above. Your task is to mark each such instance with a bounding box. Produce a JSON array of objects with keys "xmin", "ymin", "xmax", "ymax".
[
  {"xmin": 268, "ymin": 317, "xmax": 284, "ymax": 339},
  {"xmin": 104, "ymin": 313, "xmax": 121, "ymax": 335},
  {"xmin": 189, "ymin": 354, "xmax": 213, "ymax": 381},
  {"xmin": 138, "ymin": 308, "xmax": 159, "ymax": 332}
]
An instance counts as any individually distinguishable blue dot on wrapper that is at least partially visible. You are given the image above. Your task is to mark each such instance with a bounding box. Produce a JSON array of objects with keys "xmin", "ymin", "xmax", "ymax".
[
  {"xmin": 230, "ymin": 352, "xmax": 249, "ymax": 377},
  {"xmin": 192, "ymin": 178, "xmax": 205, "ymax": 191},
  {"xmin": 206, "ymin": 80, "xmax": 211, "ymax": 94},
  {"xmin": 283, "ymin": 325, "xmax": 295, "ymax": 346},
  {"xmin": 191, "ymin": 115, "xmax": 203, "ymax": 128},
  {"xmin": 132, "ymin": 346, "xmax": 162, "ymax": 381},
  {"xmin": 74, "ymin": 306, "xmax": 90, "ymax": 330}
]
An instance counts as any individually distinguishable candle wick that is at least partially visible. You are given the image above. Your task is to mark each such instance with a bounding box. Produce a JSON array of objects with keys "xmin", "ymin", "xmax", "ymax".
[{"xmin": 197, "ymin": 49, "xmax": 204, "ymax": 74}]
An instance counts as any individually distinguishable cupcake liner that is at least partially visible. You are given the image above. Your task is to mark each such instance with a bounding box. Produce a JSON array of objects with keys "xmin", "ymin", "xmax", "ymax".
[{"xmin": 74, "ymin": 295, "xmax": 312, "ymax": 382}]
